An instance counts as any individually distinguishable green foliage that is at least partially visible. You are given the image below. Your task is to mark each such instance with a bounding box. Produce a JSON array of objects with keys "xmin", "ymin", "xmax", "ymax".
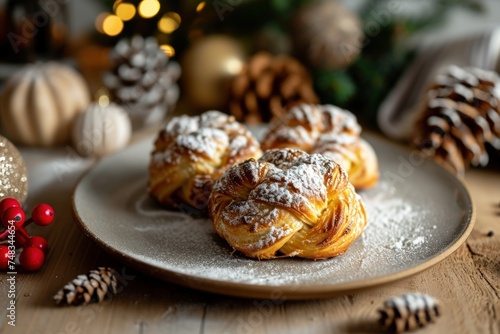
[{"xmin": 315, "ymin": 70, "xmax": 356, "ymax": 106}]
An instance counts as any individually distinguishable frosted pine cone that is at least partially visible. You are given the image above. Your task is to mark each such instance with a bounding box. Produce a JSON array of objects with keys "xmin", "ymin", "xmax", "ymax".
[
  {"xmin": 53, "ymin": 267, "xmax": 118, "ymax": 306},
  {"xmin": 228, "ymin": 52, "xmax": 318, "ymax": 124},
  {"xmin": 413, "ymin": 65, "xmax": 500, "ymax": 175},
  {"xmin": 378, "ymin": 293, "xmax": 441, "ymax": 333},
  {"xmin": 104, "ymin": 35, "xmax": 181, "ymax": 128}
]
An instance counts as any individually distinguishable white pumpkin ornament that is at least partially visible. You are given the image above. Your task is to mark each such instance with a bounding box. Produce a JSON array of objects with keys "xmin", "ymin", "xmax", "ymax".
[
  {"xmin": 0, "ymin": 62, "xmax": 91, "ymax": 147},
  {"xmin": 72, "ymin": 102, "xmax": 132, "ymax": 158}
]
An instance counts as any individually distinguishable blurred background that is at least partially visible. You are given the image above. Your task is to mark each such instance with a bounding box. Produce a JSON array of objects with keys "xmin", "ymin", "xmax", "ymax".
[
  {"xmin": 1, "ymin": 0, "xmax": 499, "ymax": 124},
  {"xmin": 0, "ymin": 0, "xmax": 499, "ymax": 201}
]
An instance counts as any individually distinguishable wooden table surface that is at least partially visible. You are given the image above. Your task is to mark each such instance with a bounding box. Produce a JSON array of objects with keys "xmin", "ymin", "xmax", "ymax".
[{"xmin": 0, "ymin": 133, "xmax": 499, "ymax": 334}]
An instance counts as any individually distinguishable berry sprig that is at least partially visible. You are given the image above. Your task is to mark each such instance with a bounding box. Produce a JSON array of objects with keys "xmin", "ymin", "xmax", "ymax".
[{"xmin": 0, "ymin": 198, "xmax": 55, "ymax": 272}]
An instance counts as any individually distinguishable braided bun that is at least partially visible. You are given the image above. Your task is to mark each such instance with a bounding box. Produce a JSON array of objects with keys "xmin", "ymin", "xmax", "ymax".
[
  {"xmin": 149, "ymin": 111, "xmax": 262, "ymax": 210},
  {"xmin": 208, "ymin": 148, "xmax": 367, "ymax": 259},
  {"xmin": 262, "ymin": 103, "xmax": 379, "ymax": 189}
]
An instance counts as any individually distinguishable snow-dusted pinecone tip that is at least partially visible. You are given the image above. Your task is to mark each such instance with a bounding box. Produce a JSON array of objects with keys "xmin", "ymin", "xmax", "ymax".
[
  {"xmin": 53, "ymin": 267, "xmax": 118, "ymax": 306},
  {"xmin": 378, "ymin": 293, "xmax": 441, "ymax": 333}
]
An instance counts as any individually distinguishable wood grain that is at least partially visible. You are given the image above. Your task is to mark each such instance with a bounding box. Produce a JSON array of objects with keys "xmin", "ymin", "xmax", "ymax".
[{"xmin": 1, "ymin": 158, "xmax": 499, "ymax": 334}]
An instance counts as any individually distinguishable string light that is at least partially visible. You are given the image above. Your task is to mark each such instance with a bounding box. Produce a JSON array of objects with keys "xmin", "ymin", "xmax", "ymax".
[
  {"xmin": 102, "ymin": 14, "xmax": 124, "ymax": 36},
  {"xmin": 115, "ymin": 2, "xmax": 136, "ymax": 21},
  {"xmin": 99, "ymin": 1, "xmax": 184, "ymax": 38},
  {"xmin": 138, "ymin": 0, "xmax": 161, "ymax": 19},
  {"xmin": 160, "ymin": 44, "xmax": 175, "ymax": 57},
  {"xmin": 157, "ymin": 12, "xmax": 181, "ymax": 34},
  {"xmin": 196, "ymin": 2, "xmax": 206, "ymax": 12}
]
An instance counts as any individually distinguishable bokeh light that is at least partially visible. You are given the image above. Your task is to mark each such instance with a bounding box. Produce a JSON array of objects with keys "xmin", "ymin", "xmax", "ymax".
[
  {"xmin": 112, "ymin": 0, "xmax": 122, "ymax": 11},
  {"xmin": 160, "ymin": 44, "xmax": 175, "ymax": 57},
  {"xmin": 115, "ymin": 2, "xmax": 136, "ymax": 21},
  {"xmin": 95, "ymin": 12, "xmax": 109, "ymax": 34},
  {"xmin": 102, "ymin": 14, "xmax": 124, "ymax": 36},
  {"xmin": 138, "ymin": 0, "xmax": 161, "ymax": 19},
  {"xmin": 98, "ymin": 95, "xmax": 110, "ymax": 108},
  {"xmin": 224, "ymin": 58, "xmax": 244, "ymax": 75},
  {"xmin": 95, "ymin": 88, "xmax": 111, "ymax": 108},
  {"xmin": 158, "ymin": 12, "xmax": 181, "ymax": 34},
  {"xmin": 196, "ymin": 2, "xmax": 206, "ymax": 12}
]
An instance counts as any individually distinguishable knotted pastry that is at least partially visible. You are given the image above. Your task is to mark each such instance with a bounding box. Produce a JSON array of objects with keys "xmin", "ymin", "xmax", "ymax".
[
  {"xmin": 208, "ymin": 148, "xmax": 367, "ymax": 259},
  {"xmin": 261, "ymin": 103, "xmax": 379, "ymax": 189},
  {"xmin": 149, "ymin": 111, "xmax": 262, "ymax": 210}
]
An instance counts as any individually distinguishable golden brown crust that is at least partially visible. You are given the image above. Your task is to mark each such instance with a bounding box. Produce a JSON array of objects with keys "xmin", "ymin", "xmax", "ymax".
[
  {"xmin": 149, "ymin": 111, "xmax": 262, "ymax": 210},
  {"xmin": 208, "ymin": 148, "xmax": 367, "ymax": 260},
  {"xmin": 261, "ymin": 103, "xmax": 379, "ymax": 189}
]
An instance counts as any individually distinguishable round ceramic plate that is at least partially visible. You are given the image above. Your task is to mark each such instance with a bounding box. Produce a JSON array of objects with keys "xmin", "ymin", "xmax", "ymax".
[{"xmin": 73, "ymin": 134, "xmax": 474, "ymax": 300}]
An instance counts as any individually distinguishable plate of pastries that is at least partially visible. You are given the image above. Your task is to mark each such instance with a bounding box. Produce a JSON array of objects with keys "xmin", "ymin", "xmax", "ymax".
[{"xmin": 73, "ymin": 104, "xmax": 474, "ymax": 299}]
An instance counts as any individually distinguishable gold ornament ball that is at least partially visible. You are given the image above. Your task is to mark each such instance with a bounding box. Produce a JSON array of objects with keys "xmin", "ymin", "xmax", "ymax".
[
  {"xmin": 291, "ymin": 0, "xmax": 363, "ymax": 69},
  {"xmin": 181, "ymin": 35, "xmax": 246, "ymax": 110},
  {"xmin": 0, "ymin": 135, "xmax": 28, "ymax": 204}
]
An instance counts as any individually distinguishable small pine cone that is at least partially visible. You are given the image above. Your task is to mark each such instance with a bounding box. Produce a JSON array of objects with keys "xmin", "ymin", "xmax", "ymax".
[
  {"xmin": 291, "ymin": 0, "xmax": 363, "ymax": 70},
  {"xmin": 378, "ymin": 293, "xmax": 441, "ymax": 333},
  {"xmin": 228, "ymin": 52, "xmax": 318, "ymax": 124},
  {"xmin": 413, "ymin": 65, "xmax": 500, "ymax": 175},
  {"xmin": 53, "ymin": 267, "xmax": 118, "ymax": 306},
  {"xmin": 103, "ymin": 35, "xmax": 181, "ymax": 128}
]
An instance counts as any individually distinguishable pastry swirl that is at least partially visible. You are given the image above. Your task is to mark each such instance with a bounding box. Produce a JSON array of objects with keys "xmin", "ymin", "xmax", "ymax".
[
  {"xmin": 262, "ymin": 103, "xmax": 379, "ymax": 189},
  {"xmin": 149, "ymin": 111, "xmax": 262, "ymax": 210},
  {"xmin": 208, "ymin": 148, "xmax": 367, "ymax": 259}
]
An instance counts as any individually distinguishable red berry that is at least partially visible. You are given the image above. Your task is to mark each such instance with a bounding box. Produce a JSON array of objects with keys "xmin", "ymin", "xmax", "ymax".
[
  {"xmin": 25, "ymin": 235, "xmax": 48, "ymax": 254},
  {"xmin": 31, "ymin": 204, "xmax": 55, "ymax": 226},
  {"xmin": 2, "ymin": 207, "xmax": 25, "ymax": 228},
  {"xmin": 0, "ymin": 198, "xmax": 20, "ymax": 217},
  {"xmin": 0, "ymin": 245, "xmax": 11, "ymax": 270},
  {"xmin": 19, "ymin": 247, "xmax": 45, "ymax": 271},
  {"xmin": 15, "ymin": 227, "xmax": 29, "ymax": 246}
]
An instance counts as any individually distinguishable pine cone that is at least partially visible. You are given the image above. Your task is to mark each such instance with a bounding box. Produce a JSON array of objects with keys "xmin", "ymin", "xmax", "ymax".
[
  {"xmin": 378, "ymin": 293, "xmax": 441, "ymax": 333},
  {"xmin": 228, "ymin": 52, "xmax": 318, "ymax": 124},
  {"xmin": 104, "ymin": 35, "xmax": 181, "ymax": 128},
  {"xmin": 291, "ymin": 0, "xmax": 363, "ymax": 70},
  {"xmin": 413, "ymin": 65, "xmax": 500, "ymax": 175},
  {"xmin": 53, "ymin": 267, "xmax": 118, "ymax": 306}
]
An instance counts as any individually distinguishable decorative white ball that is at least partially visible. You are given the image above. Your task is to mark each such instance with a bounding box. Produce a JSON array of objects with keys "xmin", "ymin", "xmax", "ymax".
[{"xmin": 72, "ymin": 102, "xmax": 132, "ymax": 157}]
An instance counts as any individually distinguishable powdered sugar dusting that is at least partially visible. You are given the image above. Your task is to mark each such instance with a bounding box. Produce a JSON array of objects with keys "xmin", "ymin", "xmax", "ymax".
[
  {"xmin": 221, "ymin": 200, "xmax": 280, "ymax": 227},
  {"xmin": 175, "ymin": 128, "xmax": 228, "ymax": 155},
  {"xmin": 165, "ymin": 115, "xmax": 199, "ymax": 135},
  {"xmin": 152, "ymin": 150, "xmax": 180, "ymax": 165},
  {"xmin": 255, "ymin": 226, "xmax": 292, "ymax": 249},
  {"xmin": 362, "ymin": 181, "xmax": 430, "ymax": 253},
  {"xmin": 228, "ymin": 135, "xmax": 249, "ymax": 157},
  {"xmin": 151, "ymin": 110, "xmax": 260, "ymax": 167},
  {"xmin": 251, "ymin": 164, "xmax": 326, "ymax": 209},
  {"xmin": 321, "ymin": 104, "xmax": 361, "ymax": 135},
  {"xmin": 262, "ymin": 104, "xmax": 364, "ymax": 159}
]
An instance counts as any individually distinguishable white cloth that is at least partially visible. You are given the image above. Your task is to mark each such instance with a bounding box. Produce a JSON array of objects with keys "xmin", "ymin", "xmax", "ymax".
[{"xmin": 378, "ymin": 27, "xmax": 500, "ymax": 140}]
